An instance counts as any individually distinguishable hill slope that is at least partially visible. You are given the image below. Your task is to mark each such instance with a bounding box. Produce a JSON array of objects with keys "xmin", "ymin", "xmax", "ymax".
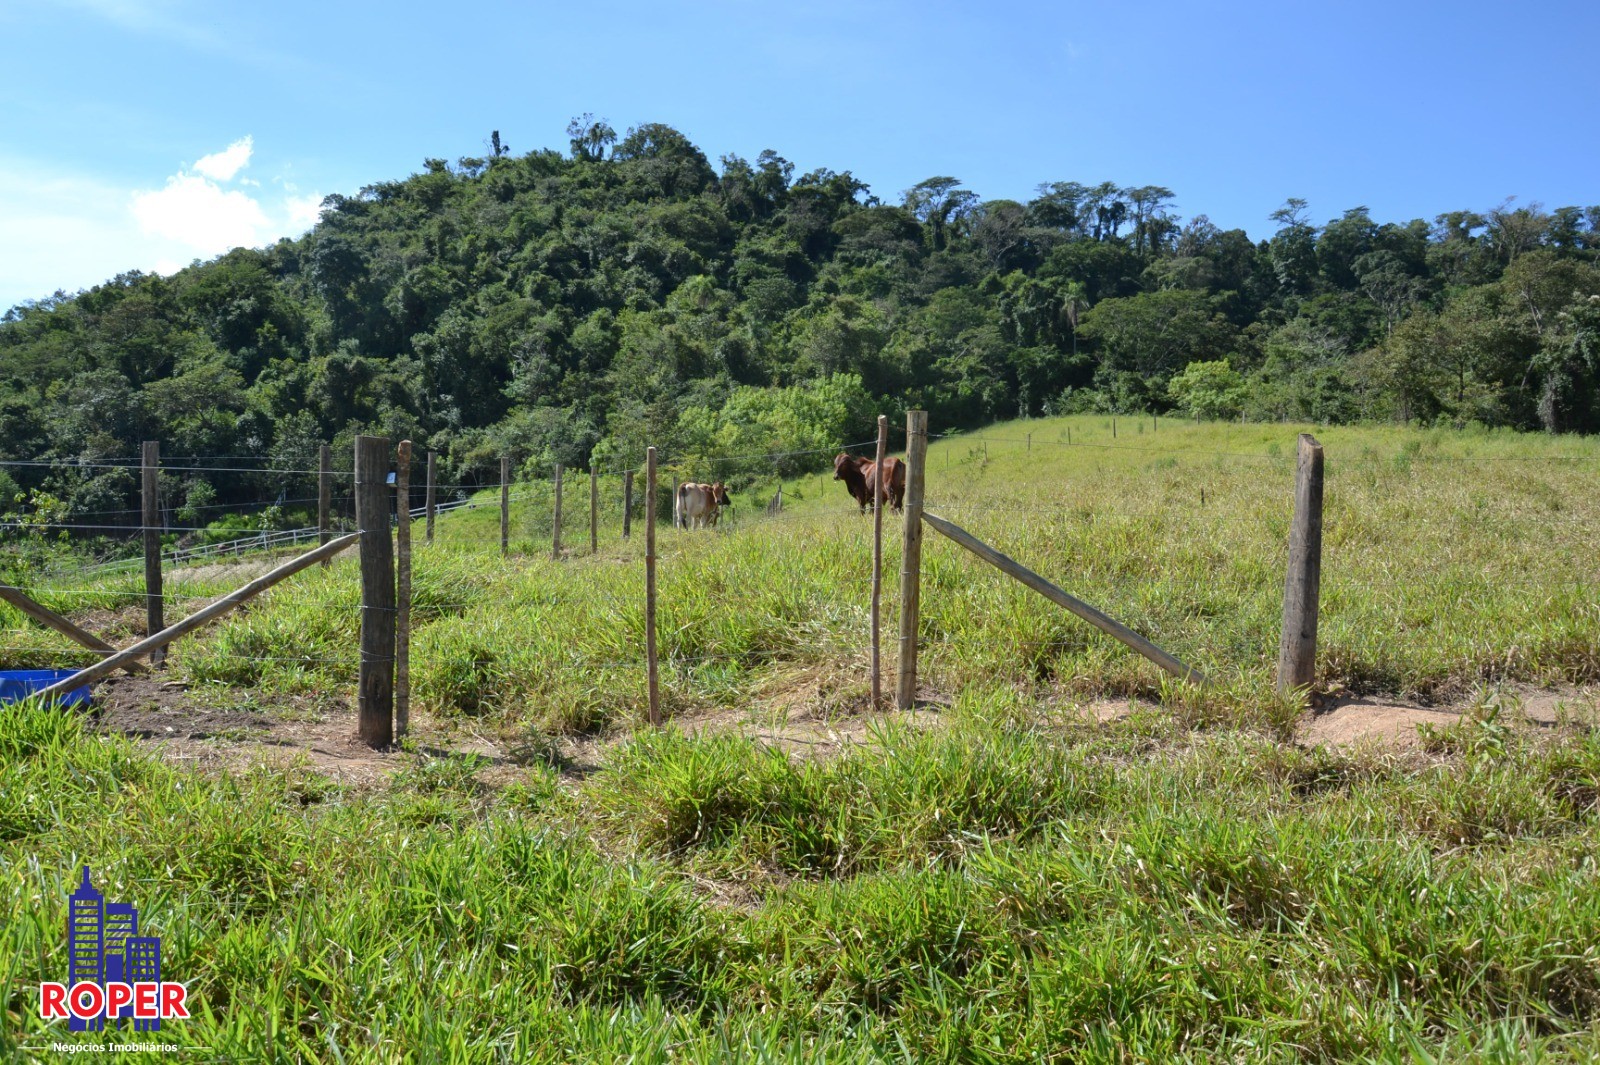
[{"xmin": 2, "ymin": 122, "xmax": 1598, "ymax": 529}]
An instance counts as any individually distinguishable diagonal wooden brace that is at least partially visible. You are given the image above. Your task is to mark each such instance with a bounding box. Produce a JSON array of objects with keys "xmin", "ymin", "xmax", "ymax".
[{"xmin": 0, "ymin": 586, "xmax": 149, "ymax": 675}]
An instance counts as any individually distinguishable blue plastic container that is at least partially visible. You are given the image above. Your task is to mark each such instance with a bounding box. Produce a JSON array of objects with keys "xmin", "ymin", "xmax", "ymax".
[{"xmin": 0, "ymin": 669, "xmax": 93, "ymax": 708}]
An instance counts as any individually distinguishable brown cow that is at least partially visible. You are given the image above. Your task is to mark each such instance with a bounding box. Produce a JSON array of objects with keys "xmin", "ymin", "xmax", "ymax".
[
  {"xmin": 864, "ymin": 456, "xmax": 906, "ymax": 513},
  {"xmin": 834, "ymin": 453, "xmax": 905, "ymax": 514},
  {"xmin": 833, "ymin": 453, "xmax": 871, "ymax": 512}
]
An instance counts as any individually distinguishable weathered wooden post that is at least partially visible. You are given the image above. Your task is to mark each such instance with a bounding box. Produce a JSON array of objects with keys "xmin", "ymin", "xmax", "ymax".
[
  {"xmin": 355, "ymin": 435, "xmax": 394, "ymax": 747},
  {"xmin": 553, "ymin": 463, "xmax": 564, "ymax": 559},
  {"xmin": 871, "ymin": 414, "xmax": 888, "ymax": 708},
  {"xmin": 623, "ymin": 469, "xmax": 634, "ymax": 539},
  {"xmin": 589, "ymin": 465, "xmax": 598, "ymax": 554},
  {"xmin": 1277, "ymin": 433, "xmax": 1325, "ymax": 696},
  {"xmin": 500, "ymin": 455, "xmax": 510, "ymax": 557},
  {"xmin": 896, "ymin": 410, "xmax": 929, "ymax": 710},
  {"xmin": 1027, "ymin": 432, "xmax": 1031, "ymax": 453},
  {"xmin": 396, "ymin": 441, "xmax": 412, "ymax": 738},
  {"xmin": 318, "ymin": 443, "xmax": 332, "ymax": 558},
  {"xmin": 645, "ymin": 447, "xmax": 661, "ymax": 726},
  {"xmin": 424, "ymin": 450, "xmax": 437, "ymax": 544},
  {"xmin": 1112, "ymin": 414, "xmax": 1117, "ymax": 439},
  {"xmin": 142, "ymin": 441, "xmax": 164, "ymax": 665}
]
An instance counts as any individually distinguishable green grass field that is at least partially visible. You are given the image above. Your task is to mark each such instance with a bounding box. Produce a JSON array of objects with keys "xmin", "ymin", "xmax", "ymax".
[{"xmin": 3, "ymin": 416, "xmax": 1600, "ymax": 1061}]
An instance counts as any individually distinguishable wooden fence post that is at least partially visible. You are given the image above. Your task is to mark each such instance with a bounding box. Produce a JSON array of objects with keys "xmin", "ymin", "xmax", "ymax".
[
  {"xmin": 425, "ymin": 450, "xmax": 437, "ymax": 544},
  {"xmin": 355, "ymin": 435, "xmax": 394, "ymax": 747},
  {"xmin": 553, "ymin": 463, "xmax": 564, "ymax": 559},
  {"xmin": 589, "ymin": 465, "xmax": 598, "ymax": 554},
  {"xmin": 318, "ymin": 443, "xmax": 332, "ymax": 553},
  {"xmin": 395, "ymin": 440, "xmax": 412, "ymax": 739},
  {"xmin": 896, "ymin": 410, "xmax": 929, "ymax": 710},
  {"xmin": 142, "ymin": 441, "xmax": 164, "ymax": 666},
  {"xmin": 645, "ymin": 447, "xmax": 661, "ymax": 726},
  {"xmin": 623, "ymin": 469, "xmax": 634, "ymax": 539},
  {"xmin": 1277, "ymin": 433, "xmax": 1325, "ymax": 696},
  {"xmin": 1112, "ymin": 414, "xmax": 1117, "ymax": 439},
  {"xmin": 500, "ymin": 455, "xmax": 510, "ymax": 557},
  {"xmin": 871, "ymin": 414, "xmax": 888, "ymax": 708}
]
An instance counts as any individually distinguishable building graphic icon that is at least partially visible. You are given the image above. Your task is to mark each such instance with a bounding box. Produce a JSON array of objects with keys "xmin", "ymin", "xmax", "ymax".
[{"xmin": 63, "ymin": 867, "xmax": 165, "ymax": 1032}]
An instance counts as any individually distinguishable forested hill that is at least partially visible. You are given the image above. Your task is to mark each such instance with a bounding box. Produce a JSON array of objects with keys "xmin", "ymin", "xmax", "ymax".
[{"xmin": 2, "ymin": 118, "xmax": 1598, "ymax": 517}]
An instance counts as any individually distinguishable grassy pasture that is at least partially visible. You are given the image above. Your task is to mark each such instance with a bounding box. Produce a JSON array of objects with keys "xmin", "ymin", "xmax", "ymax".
[{"xmin": 3, "ymin": 415, "xmax": 1600, "ymax": 1061}]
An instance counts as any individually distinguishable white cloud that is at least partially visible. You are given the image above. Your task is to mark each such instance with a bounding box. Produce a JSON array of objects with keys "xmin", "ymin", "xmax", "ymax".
[
  {"xmin": 284, "ymin": 192, "xmax": 325, "ymax": 232},
  {"xmin": 193, "ymin": 135, "xmax": 253, "ymax": 181},
  {"xmin": 132, "ymin": 172, "xmax": 271, "ymax": 252},
  {"xmin": 0, "ymin": 139, "xmax": 323, "ymax": 312}
]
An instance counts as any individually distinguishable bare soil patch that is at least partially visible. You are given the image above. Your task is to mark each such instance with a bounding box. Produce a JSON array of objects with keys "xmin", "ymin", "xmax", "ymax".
[
  {"xmin": 1299, "ymin": 685, "xmax": 1598, "ymax": 749},
  {"xmin": 89, "ymin": 671, "xmax": 508, "ymax": 789},
  {"xmin": 86, "ymin": 661, "xmax": 1598, "ymax": 791}
]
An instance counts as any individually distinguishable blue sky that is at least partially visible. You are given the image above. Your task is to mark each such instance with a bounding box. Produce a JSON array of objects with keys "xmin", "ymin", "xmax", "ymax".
[{"xmin": 2, "ymin": 0, "xmax": 1596, "ymax": 311}]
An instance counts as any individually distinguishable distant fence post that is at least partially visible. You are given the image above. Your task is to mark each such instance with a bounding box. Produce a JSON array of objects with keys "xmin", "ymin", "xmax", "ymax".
[
  {"xmin": 425, "ymin": 450, "xmax": 437, "ymax": 544},
  {"xmin": 318, "ymin": 443, "xmax": 332, "ymax": 552},
  {"xmin": 896, "ymin": 410, "xmax": 929, "ymax": 710},
  {"xmin": 142, "ymin": 441, "xmax": 164, "ymax": 666},
  {"xmin": 500, "ymin": 455, "xmax": 511, "ymax": 557},
  {"xmin": 623, "ymin": 469, "xmax": 634, "ymax": 539},
  {"xmin": 871, "ymin": 414, "xmax": 888, "ymax": 708},
  {"xmin": 645, "ymin": 447, "xmax": 661, "ymax": 726},
  {"xmin": 553, "ymin": 463, "xmax": 564, "ymax": 559},
  {"xmin": 395, "ymin": 440, "xmax": 412, "ymax": 739},
  {"xmin": 589, "ymin": 465, "xmax": 598, "ymax": 554},
  {"xmin": 1112, "ymin": 414, "xmax": 1117, "ymax": 439},
  {"xmin": 355, "ymin": 434, "xmax": 394, "ymax": 747},
  {"xmin": 1277, "ymin": 433, "xmax": 1325, "ymax": 696}
]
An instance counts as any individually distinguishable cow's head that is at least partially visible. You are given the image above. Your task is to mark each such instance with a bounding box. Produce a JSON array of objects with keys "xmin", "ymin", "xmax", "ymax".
[
  {"xmin": 711, "ymin": 482, "xmax": 732, "ymax": 507},
  {"xmin": 833, "ymin": 453, "xmax": 854, "ymax": 480}
]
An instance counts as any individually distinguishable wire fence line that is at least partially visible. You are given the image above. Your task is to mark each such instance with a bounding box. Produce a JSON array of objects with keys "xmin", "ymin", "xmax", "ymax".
[{"xmin": 0, "ymin": 423, "xmax": 1346, "ymax": 705}]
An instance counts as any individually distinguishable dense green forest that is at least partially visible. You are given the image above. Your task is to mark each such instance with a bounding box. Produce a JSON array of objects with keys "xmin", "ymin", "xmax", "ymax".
[{"xmin": 2, "ymin": 118, "xmax": 1598, "ymax": 523}]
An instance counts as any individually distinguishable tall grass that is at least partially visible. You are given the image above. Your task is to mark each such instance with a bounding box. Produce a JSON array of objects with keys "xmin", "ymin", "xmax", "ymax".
[
  {"xmin": 4, "ymin": 697, "xmax": 1600, "ymax": 1059},
  {"xmin": 4, "ymin": 417, "xmax": 1600, "ymax": 1059}
]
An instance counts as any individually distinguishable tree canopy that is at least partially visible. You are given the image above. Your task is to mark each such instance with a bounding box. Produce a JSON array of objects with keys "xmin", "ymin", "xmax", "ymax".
[{"xmin": 2, "ymin": 120, "xmax": 1598, "ymax": 524}]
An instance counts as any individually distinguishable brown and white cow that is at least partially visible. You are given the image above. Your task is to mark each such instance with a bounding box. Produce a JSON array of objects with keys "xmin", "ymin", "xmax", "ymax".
[
  {"xmin": 675, "ymin": 482, "xmax": 732, "ymax": 529},
  {"xmin": 833, "ymin": 453, "xmax": 905, "ymax": 514}
]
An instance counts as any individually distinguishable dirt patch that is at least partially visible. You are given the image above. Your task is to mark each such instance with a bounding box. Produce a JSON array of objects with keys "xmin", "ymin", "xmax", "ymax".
[
  {"xmin": 166, "ymin": 552, "xmax": 302, "ymax": 587},
  {"xmin": 89, "ymin": 671, "xmax": 510, "ymax": 789},
  {"xmin": 1299, "ymin": 697, "xmax": 1461, "ymax": 750},
  {"xmin": 67, "ymin": 605, "xmax": 148, "ymax": 644},
  {"xmin": 1298, "ymin": 685, "xmax": 1599, "ymax": 749},
  {"xmin": 87, "ymin": 661, "xmax": 1600, "ymax": 792},
  {"xmin": 678, "ymin": 663, "xmax": 946, "ymax": 760}
]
